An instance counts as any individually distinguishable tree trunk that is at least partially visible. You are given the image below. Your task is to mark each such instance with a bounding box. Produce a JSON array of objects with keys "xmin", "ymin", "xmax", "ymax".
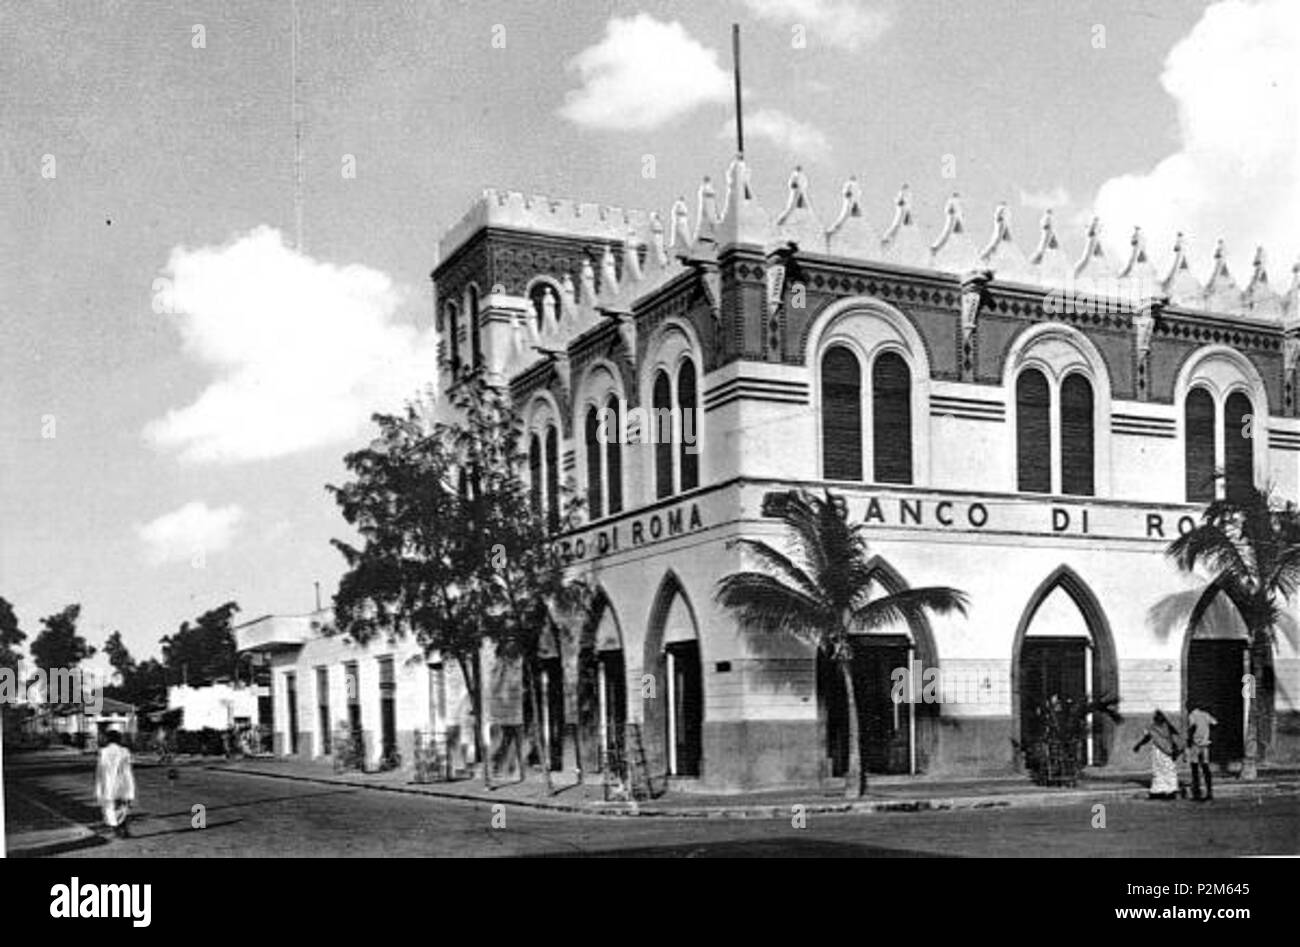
[
  {"xmin": 1242, "ymin": 632, "xmax": 1272, "ymax": 781},
  {"xmin": 458, "ymin": 652, "xmax": 490, "ymax": 789},
  {"xmin": 840, "ymin": 659, "xmax": 864, "ymax": 798},
  {"xmin": 527, "ymin": 654, "xmax": 553, "ymax": 794}
]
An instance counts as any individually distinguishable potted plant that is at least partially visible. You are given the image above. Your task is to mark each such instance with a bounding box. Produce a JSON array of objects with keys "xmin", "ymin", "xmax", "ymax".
[{"xmin": 1016, "ymin": 694, "xmax": 1122, "ymax": 787}]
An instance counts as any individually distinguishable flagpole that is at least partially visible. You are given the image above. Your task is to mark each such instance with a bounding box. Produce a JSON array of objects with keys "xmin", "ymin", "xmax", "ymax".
[{"xmin": 732, "ymin": 23, "xmax": 744, "ymax": 158}]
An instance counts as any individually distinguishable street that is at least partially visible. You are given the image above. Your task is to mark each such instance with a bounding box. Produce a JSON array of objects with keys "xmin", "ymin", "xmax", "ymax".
[{"xmin": 5, "ymin": 755, "xmax": 1298, "ymax": 857}]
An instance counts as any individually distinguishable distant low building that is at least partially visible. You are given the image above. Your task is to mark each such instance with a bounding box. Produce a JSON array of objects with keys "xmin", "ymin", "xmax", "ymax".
[
  {"xmin": 167, "ymin": 682, "xmax": 258, "ymax": 731},
  {"xmin": 26, "ymin": 697, "xmax": 137, "ymax": 744}
]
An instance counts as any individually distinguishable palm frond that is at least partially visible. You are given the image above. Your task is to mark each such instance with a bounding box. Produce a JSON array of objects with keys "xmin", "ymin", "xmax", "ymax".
[
  {"xmin": 727, "ymin": 537, "xmax": 823, "ymax": 604},
  {"xmin": 714, "ymin": 571, "xmax": 831, "ymax": 641},
  {"xmin": 852, "ymin": 586, "xmax": 969, "ymax": 632}
]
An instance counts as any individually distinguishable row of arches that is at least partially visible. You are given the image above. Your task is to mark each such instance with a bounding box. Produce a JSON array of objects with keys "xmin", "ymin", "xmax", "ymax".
[{"xmin": 533, "ymin": 563, "xmax": 1257, "ymax": 784}]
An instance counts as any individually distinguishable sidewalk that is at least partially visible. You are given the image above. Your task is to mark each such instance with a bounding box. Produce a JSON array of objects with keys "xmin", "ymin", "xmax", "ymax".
[{"xmin": 206, "ymin": 755, "xmax": 1300, "ymax": 819}]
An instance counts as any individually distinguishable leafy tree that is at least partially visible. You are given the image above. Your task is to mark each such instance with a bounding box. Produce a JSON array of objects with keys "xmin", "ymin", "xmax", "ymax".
[
  {"xmin": 29, "ymin": 604, "xmax": 96, "ymax": 679},
  {"xmin": 160, "ymin": 601, "xmax": 240, "ymax": 687},
  {"xmin": 715, "ymin": 489, "xmax": 968, "ymax": 797},
  {"xmin": 0, "ymin": 596, "xmax": 25, "ymax": 676},
  {"xmin": 330, "ymin": 377, "xmax": 586, "ymax": 788},
  {"xmin": 103, "ymin": 630, "xmax": 136, "ymax": 685},
  {"xmin": 1168, "ymin": 485, "xmax": 1300, "ymax": 779}
]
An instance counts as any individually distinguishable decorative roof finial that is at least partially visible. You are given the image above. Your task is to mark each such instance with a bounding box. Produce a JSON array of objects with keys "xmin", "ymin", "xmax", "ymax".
[
  {"xmin": 669, "ymin": 196, "xmax": 692, "ymax": 250},
  {"xmin": 695, "ymin": 176, "xmax": 720, "ymax": 244}
]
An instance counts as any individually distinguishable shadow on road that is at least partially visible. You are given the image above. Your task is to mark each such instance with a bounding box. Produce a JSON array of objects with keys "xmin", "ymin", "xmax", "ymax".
[{"xmin": 525, "ymin": 837, "xmax": 938, "ymax": 858}]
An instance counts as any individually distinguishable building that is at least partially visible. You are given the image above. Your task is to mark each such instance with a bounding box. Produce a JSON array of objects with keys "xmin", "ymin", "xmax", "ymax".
[
  {"xmin": 166, "ymin": 682, "xmax": 259, "ymax": 732},
  {"xmin": 252, "ymin": 157, "xmax": 1300, "ymax": 792},
  {"xmin": 234, "ymin": 611, "xmax": 477, "ymax": 773}
]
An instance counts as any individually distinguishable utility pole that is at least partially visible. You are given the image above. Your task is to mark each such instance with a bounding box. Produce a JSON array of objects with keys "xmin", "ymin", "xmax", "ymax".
[
  {"xmin": 732, "ymin": 23, "xmax": 744, "ymax": 158},
  {"xmin": 291, "ymin": 0, "xmax": 304, "ymax": 251}
]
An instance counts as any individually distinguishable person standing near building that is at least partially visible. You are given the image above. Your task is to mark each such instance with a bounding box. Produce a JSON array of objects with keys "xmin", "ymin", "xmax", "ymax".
[
  {"xmin": 1186, "ymin": 705, "xmax": 1217, "ymax": 801},
  {"xmin": 1133, "ymin": 710, "xmax": 1184, "ymax": 800},
  {"xmin": 95, "ymin": 730, "xmax": 136, "ymax": 838}
]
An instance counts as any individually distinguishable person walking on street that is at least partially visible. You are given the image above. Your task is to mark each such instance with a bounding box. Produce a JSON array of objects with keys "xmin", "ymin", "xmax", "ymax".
[
  {"xmin": 1133, "ymin": 709, "xmax": 1185, "ymax": 800},
  {"xmin": 1187, "ymin": 705, "xmax": 1218, "ymax": 801},
  {"xmin": 95, "ymin": 730, "xmax": 136, "ymax": 838}
]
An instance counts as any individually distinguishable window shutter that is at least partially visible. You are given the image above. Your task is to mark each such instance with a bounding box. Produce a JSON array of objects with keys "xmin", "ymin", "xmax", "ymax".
[
  {"xmin": 528, "ymin": 434, "xmax": 543, "ymax": 514},
  {"xmin": 1059, "ymin": 373, "xmax": 1094, "ymax": 496},
  {"xmin": 821, "ymin": 347, "xmax": 863, "ymax": 481},
  {"xmin": 653, "ymin": 371, "xmax": 674, "ymax": 499},
  {"xmin": 1185, "ymin": 388, "xmax": 1216, "ymax": 503},
  {"xmin": 584, "ymin": 407, "xmax": 603, "ymax": 520},
  {"xmin": 872, "ymin": 352, "xmax": 912, "ymax": 484},
  {"xmin": 1223, "ymin": 391, "xmax": 1253, "ymax": 503},
  {"xmin": 1016, "ymin": 369, "xmax": 1051, "ymax": 493},
  {"xmin": 605, "ymin": 396, "xmax": 623, "ymax": 514},
  {"xmin": 678, "ymin": 360, "xmax": 699, "ymax": 491}
]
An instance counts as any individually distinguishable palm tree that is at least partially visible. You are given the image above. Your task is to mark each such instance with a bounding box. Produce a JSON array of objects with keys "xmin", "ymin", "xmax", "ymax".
[
  {"xmin": 1167, "ymin": 485, "xmax": 1300, "ymax": 779},
  {"xmin": 714, "ymin": 489, "xmax": 969, "ymax": 797}
]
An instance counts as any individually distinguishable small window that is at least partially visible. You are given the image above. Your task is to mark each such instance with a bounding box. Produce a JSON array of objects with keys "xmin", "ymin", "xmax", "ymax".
[
  {"xmin": 872, "ymin": 352, "xmax": 912, "ymax": 484},
  {"xmin": 528, "ymin": 434, "xmax": 543, "ymax": 514},
  {"xmin": 1016, "ymin": 369, "xmax": 1051, "ymax": 493},
  {"xmin": 467, "ymin": 285, "xmax": 482, "ymax": 370},
  {"xmin": 585, "ymin": 406, "xmax": 603, "ymax": 520},
  {"xmin": 1223, "ymin": 391, "xmax": 1253, "ymax": 503},
  {"xmin": 545, "ymin": 425, "xmax": 560, "ymax": 532},
  {"xmin": 653, "ymin": 371, "xmax": 673, "ymax": 499},
  {"xmin": 1059, "ymin": 373, "xmax": 1094, "ymax": 497},
  {"xmin": 605, "ymin": 395, "xmax": 623, "ymax": 515},
  {"xmin": 821, "ymin": 346, "xmax": 862, "ymax": 481},
  {"xmin": 678, "ymin": 360, "xmax": 699, "ymax": 492},
  {"xmin": 1185, "ymin": 388, "xmax": 1216, "ymax": 503}
]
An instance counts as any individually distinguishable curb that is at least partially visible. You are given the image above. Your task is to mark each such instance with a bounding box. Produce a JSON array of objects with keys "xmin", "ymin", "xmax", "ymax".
[{"xmin": 204, "ymin": 763, "xmax": 1300, "ymax": 820}]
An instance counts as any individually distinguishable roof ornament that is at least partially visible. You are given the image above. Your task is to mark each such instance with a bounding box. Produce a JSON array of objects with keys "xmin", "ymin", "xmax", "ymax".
[
  {"xmin": 826, "ymin": 175, "xmax": 874, "ymax": 258},
  {"xmin": 622, "ymin": 227, "xmax": 643, "ymax": 285},
  {"xmin": 880, "ymin": 184, "xmax": 926, "ymax": 266},
  {"xmin": 694, "ymin": 176, "xmax": 720, "ymax": 245},
  {"xmin": 1073, "ymin": 216, "xmax": 1113, "ymax": 279},
  {"xmin": 1243, "ymin": 245, "xmax": 1283, "ymax": 320},
  {"xmin": 775, "ymin": 165, "xmax": 823, "ymax": 251},
  {"xmin": 1162, "ymin": 231, "xmax": 1203, "ymax": 306},
  {"xmin": 600, "ymin": 244, "xmax": 619, "ymax": 299},
  {"xmin": 979, "ymin": 203, "xmax": 1031, "ymax": 282},
  {"xmin": 669, "ymin": 197, "xmax": 692, "ymax": 251},
  {"xmin": 1204, "ymin": 238, "xmax": 1243, "ymax": 313},
  {"xmin": 1029, "ymin": 209, "xmax": 1071, "ymax": 287},
  {"xmin": 719, "ymin": 153, "xmax": 772, "ymax": 247},
  {"xmin": 930, "ymin": 192, "xmax": 975, "ymax": 272},
  {"xmin": 1119, "ymin": 225, "xmax": 1158, "ymax": 286}
]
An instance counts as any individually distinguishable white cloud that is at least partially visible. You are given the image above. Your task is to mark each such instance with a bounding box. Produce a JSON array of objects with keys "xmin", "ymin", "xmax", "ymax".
[
  {"xmin": 145, "ymin": 226, "xmax": 437, "ymax": 464},
  {"xmin": 138, "ymin": 501, "xmax": 244, "ymax": 566},
  {"xmin": 1018, "ymin": 186, "xmax": 1071, "ymax": 212},
  {"xmin": 1091, "ymin": 0, "xmax": 1300, "ymax": 276},
  {"xmin": 739, "ymin": 0, "xmax": 892, "ymax": 52},
  {"xmin": 559, "ymin": 14, "xmax": 731, "ymax": 131},
  {"xmin": 720, "ymin": 108, "xmax": 831, "ymax": 160}
]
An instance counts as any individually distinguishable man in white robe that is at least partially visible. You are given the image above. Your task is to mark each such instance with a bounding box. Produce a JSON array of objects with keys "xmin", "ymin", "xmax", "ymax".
[{"xmin": 95, "ymin": 730, "xmax": 136, "ymax": 837}]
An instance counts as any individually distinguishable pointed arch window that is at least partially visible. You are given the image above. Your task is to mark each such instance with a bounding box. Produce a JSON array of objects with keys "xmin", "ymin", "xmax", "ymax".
[
  {"xmin": 545, "ymin": 425, "xmax": 560, "ymax": 532},
  {"xmin": 678, "ymin": 360, "xmax": 699, "ymax": 492},
  {"xmin": 1060, "ymin": 373, "xmax": 1094, "ymax": 497},
  {"xmin": 653, "ymin": 370, "xmax": 673, "ymax": 500},
  {"xmin": 584, "ymin": 407, "xmax": 603, "ymax": 519},
  {"xmin": 467, "ymin": 284, "xmax": 482, "ymax": 370},
  {"xmin": 605, "ymin": 395, "xmax": 623, "ymax": 514},
  {"xmin": 821, "ymin": 346, "xmax": 862, "ymax": 481},
  {"xmin": 1016, "ymin": 369, "xmax": 1051, "ymax": 493},
  {"xmin": 872, "ymin": 352, "xmax": 912, "ymax": 484},
  {"xmin": 528, "ymin": 434, "xmax": 543, "ymax": 514},
  {"xmin": 444, "ymin": 301, "xmax": 461, "ymax": 378}
]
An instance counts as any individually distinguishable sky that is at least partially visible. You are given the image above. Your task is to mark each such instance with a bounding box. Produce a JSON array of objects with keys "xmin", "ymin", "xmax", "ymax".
[{"xmin": 1, "ymin": 0, "xmax": 1297, "ymax": 671}]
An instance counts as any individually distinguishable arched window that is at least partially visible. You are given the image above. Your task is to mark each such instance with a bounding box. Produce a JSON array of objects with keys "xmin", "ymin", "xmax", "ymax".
[
  {"xmin": 529, "ymin": 282, "xmax": 557, "ymax": 335},
  {"xmin": 1223, "ymin": 391, "xmax": 1254, "ymax": 502},
  {"xmin": 467, "ymin": 285, "xmax": 482, "ymax": 370},
  {"xmin": 585, "ymin": 407, "xmax": 603, "ymax": 520},
  {"xmin": 872, "ymin": 352, "xmax": 911, "ymax": 484},
  {"xmin": 1059, "ymin": 373, "xmax": 1094, "ymax": 497},
  {"xmin": 678, "ymin": 359, "xmax": 699, "ymax": 492},
  {"xmin": 444, "ymin": 301, "xmax": 461, "ymax": 378},
  {"xmin": 821, "ymin": 346, "xmax": 862, "ymax": 481},
  {"xmin": 605, "ymin": 395, "xmax": 623, "ymax": 514},
  {"xmin": 545, "ymin": 426, "xmax": 560, "ymax": 532},
  {"xmin": 653, "ymin": 371, "xmax": 673, "ymax": 499},
  {"xmin": 1185, "ymin": 388, "xmax": 1216, "ymax": 503},
  {"xmin": 528, "ymin": 434, "xmax": 543, "ymax": 514},
  {"xmin": 1016, "ymin": 369, "xmax": 1051, "ymax": 493}
]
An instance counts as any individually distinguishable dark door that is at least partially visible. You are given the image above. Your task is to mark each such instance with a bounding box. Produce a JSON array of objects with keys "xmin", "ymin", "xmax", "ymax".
[
  {"xmin": 1021, "ymin": 637, "xmax": 1088, "ymax": 764},
  {"xmin": 667, "ymin": 641, "xmax": 702, "ymax": 777},
  {"xmin": 852, "ymin": 637, "xmax": 911, "ymax": 774},
  {"xmin": 541, "ymin": 656, "xmax": 564, "ymax": 771},
  {"xmin": 818, "ymin": 649, "xmax": 850, "ymax": 777},
  {"xmin": 379, "ymin": 657, "xmax": 396, "ymax": 761},
  {"xmin": 600, "ymin": 650, "xmax": 627, "ymax": 774},
  {"xmin": 285, "ymin": 673, "xmax": 299, "ymax": 755},
  {"xmin": 1187, "ymin": 639, "xmax": 1246, "ymax": 764}
]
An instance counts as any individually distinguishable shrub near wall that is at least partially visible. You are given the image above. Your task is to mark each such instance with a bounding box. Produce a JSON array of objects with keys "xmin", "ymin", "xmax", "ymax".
[{"xmin": 174, "ymin": 727, "xmax": 228, "ymax": 756}]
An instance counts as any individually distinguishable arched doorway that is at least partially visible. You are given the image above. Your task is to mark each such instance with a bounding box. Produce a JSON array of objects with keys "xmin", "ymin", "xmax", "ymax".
[
  {"xmin": 1011, "ymin": 566, "xmax": 1119, "ymax": 767},
  {"xmin": 644, "ymin": 573, "xmax": 703, "ymax": 779},
  {"xmin": 818, "ymin": 558, "xmax": 939, "ymax": 778},
  {"xmin": 1182, "ymin": 591, "xmax": 1249, "ymax": 765},
  {"xmin": 577, "ymin": 592, "xmax": 628, "ymax": 776}
]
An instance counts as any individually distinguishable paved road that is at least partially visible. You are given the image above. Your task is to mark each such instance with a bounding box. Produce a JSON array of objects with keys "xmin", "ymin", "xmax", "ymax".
[{"xmin": 7, "ymin": 756, "xmax": 1299, "ymax": 857}]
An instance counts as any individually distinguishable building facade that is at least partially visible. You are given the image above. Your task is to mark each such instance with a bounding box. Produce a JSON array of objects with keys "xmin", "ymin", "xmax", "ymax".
[{"xmin": 430, "ymin": 160, "xmax": 1300, "ymax": 791}]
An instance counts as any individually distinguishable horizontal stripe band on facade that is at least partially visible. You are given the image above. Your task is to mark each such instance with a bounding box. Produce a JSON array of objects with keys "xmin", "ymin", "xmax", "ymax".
[
  {"xmin": 702, "ymin": 378, "xmax": 810, "ymax": 405},
  {"xmin": 704, "ymin": 391, "xmax": 810, "ymax": 412},
  {"xmin": 1112, "ymin": 428, "xmax": 1177, "ymax": 439},
  {"xmin": 1268, "ymin": 439, "xmax": 1300, "ymax": 451},
  {"xmin": 930, "ymin": 395, "xmax": 1006, "ymax": 410},
  {"xmin": 930, "ymin": 410, "xmax": 1004, "ymax": 422},
  {"xmin": 1111, "ymin": 414, "xmax": 1175, "ymax": 428}
]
